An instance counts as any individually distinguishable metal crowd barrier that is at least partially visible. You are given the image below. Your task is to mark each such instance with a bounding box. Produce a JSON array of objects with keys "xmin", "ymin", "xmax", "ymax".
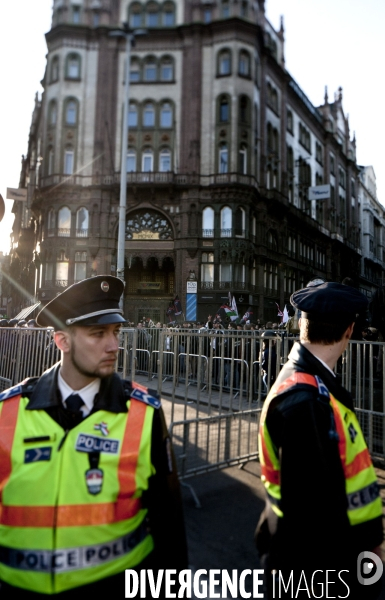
[{"xmin": 0, "ymin": 327, "xmax": 384, "ymax": 478}]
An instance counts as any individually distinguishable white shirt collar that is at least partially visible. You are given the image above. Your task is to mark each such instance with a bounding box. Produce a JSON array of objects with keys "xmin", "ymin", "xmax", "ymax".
[
  {"xmin": 58, "ymin": 369, "xmax": 101, "ymax": 416},
  {"xmin": 313, "ymin": 355, "xmax": 336, "ymax": 378}
]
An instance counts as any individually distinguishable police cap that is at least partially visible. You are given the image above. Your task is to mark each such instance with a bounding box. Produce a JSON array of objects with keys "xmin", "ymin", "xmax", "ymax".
[
  {"xmin": 36, "ymin": 276, "xmax": 127, "ymax": 329},
  {"xmin": 290, "ymin": 282, "xmax": 368, "ymax": 324}
]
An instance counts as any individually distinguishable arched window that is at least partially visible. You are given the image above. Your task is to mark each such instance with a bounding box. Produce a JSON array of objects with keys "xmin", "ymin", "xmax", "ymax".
[
  {"xmin": 163, "ymin": 2, "xmax": 175, "ymax": 25},
  {"xmin": 130, "ymin": 58, "xmax": 140, "ymax": 82},
  {"xmin": 239, "ymin": 95, "xmax": 249, "ymax": 123},
  {"xmin": 74, "ymin": 251, "xmax": 87, "ymax": 282},
  {"xmin": 127, "ymin": 149, "xmax": 137, "ymax": 172},
  {"xmin": 218, "ymin": 49, "xmax": 231, "ymax": 76},
  {"xmin": 159, "ymin": 149, "xmax": 171, "ymax": 172},
  {"xmin": 48, "ymin": 100, "xmax": 57, "ymax": 127},
  {"xmin": 287, "ymin": 109, "xmax": 293, "ymax": 133},
  {"xmin": 201, "ymin": 252, "xmax": 214, "ymax": 284},
  {"xmin": 142, "ymin": 148, "xmax": 154, "ymax": 171},
  {"xmin": 47, "ymin": 147, "xmax": 55, "ymax": 176},
  {"xmin": 240, "ymin": 0, "xmax": 248, "ymax": 17},
  {"xmin": 50, "ymin": 55, "xmax": 60, "ymax": 83},
  {"xmin": 146, "ymin": 3, "xmax": 159, "ymax": 27},
  {"xmin": 58, "ymin": 207, "xmax": 71, "ymax": 237},
  {"xmin": 239, "ymin": 145, "xmax": 247, "ymax": 174},
  {"xmin": 144, "ymin": 59, "xmax": 157, "ymax": 81},
  {"xmin": 65, "ymin": 99, "xmax": 78, "ymax": 125},
  {"xmin": 238, "ymin": 50, "xmax": 250, "ymax": 76},
  {"xmin": 128, "ymin": 103, "xmax": 138, "ymax": 127},
  {"xmin": 220, "ymin": 206, "xmax": 232, "ymax": 236},
  {"xmin": 76, "ymin": 207, "xmax": 89, "ymax": 237},
  {"xmin": 160, "ymin": 102, "xmax": 172, "ymax": 127},
  {"xmin": 235, "ymin": 207, "xmax": 245, "ymax": 236},
  {"xmin": 143, "ymin": 102, "xmax": 155, "ymax": 127},
  {"xmin": 66, "ymin": 53, "xmax": 81, "ymax": 79},
  {"xmin": 64, "ymin": 147, "xmax": 74, "ymax": 175},
  {"xmin": 56, "ymin": 250, "xmax": 69, "ymax": 284},
  {"xmin": 202, "ymin": 207, "xmax": 214, "ymax": 237},
  {"xmin": 219, "ymin": 96, "xmax": 229, "ymax": 122},
  {"xmin": 221, "ymin": 0, "xmax": 230, "ymax": 18},
  {"xmin": 47, "ymin": 209, "xmax": 55, "ymax": 236},
  {"xmin": 160, "ymin": 56, "xmax": 173, "ymax": 80},
  {"xmin": 219, "ymin": 144, "xmax": 228, "ymax": 174},
  {"xmin": 129, "ymin": 2, "xmax": 143, "ymax": 27},
  {"xmin": 72, "ymin": 5, "xmax": 81, "ymax": 24}
]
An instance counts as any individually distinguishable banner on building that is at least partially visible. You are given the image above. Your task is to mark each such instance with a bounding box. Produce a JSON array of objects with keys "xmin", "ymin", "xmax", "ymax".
[
  {"xmin": 138, "ymin": 282, "xmax": 161, "ymax": 290},
  {"xmin": 308, "ymin": 184, "xmax": 330, "ymax": 201},
  {"xmin": 186, "ymin": 294, "xmax": 197, "ymax": 321}
]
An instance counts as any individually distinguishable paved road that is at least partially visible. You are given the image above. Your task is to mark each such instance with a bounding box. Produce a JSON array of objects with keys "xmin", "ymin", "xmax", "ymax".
[{"xmin": 181, "ymin": 462, "xmax": 385, "ymax": 600}]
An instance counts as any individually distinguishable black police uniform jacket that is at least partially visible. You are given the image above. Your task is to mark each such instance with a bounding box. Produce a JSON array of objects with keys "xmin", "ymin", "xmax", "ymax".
[
  {"xmin": 256, "ymin": 343, "xmax": 383, "ymax": 591},
  {"xmin": 0, "ymin": 364, "xmax": 188, "ymax": 600}
]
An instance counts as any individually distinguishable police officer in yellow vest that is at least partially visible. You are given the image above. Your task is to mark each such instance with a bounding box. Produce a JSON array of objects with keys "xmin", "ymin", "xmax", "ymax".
[
  {"xmin": 256, "ymin": 282, "xmax": 383, "ymax": 599},
  {"xmin": 0, "ymin": 276, "xmax": 187, "ymax": 599}
]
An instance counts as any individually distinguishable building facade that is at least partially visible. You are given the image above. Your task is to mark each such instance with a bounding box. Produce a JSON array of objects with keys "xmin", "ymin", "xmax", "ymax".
[
  {"xmin": 358, "ymin": 166, "xmax": 385, "ymax": 297},
  {"xmin": 12, "ymin": 0, "xmax": 369, "ymax": 323}
]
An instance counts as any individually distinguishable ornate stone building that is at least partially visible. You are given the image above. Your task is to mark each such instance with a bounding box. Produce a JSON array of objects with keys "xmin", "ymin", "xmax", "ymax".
[{"xmin": 13, "ymin": 0, "xmax": 365, "ymax": 322}]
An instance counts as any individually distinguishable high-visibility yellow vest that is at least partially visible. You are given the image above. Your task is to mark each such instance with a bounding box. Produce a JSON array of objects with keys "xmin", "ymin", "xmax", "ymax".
[
  {"xmin": 259, "ymin": 372, "xmax": 382, "ymax": 525},
  {"xmin": 0, "ymin": 386, "xmax": 156, "ymax": 594}
]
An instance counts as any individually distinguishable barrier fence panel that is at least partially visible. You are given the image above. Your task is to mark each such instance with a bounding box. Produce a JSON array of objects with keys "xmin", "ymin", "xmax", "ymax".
[{"xmin": 1, "ymin": 328, "xmax": 384, "ymax": 477}]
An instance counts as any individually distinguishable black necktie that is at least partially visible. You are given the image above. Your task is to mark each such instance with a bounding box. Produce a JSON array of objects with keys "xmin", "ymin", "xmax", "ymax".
[{"xmin": 66, "ymin": 393, "xmax": 85, "ymax": 413}]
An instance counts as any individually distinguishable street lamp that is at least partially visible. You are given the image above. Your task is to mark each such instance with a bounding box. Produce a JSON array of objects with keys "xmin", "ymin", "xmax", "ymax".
[{"xmin": 109, "ymin": 24, "xmax": 147, "ymax": 310}]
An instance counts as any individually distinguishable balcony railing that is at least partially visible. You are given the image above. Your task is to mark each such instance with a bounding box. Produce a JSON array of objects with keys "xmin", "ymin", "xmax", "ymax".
[
  {"xmin": 46, "ymin": 228, "xmax": 89, "ymax": 238},
  {"xmin": 197, "ymin": 229, "xmax": 246, "ymax": 238},
  {"xmin": 39, "ymin": 171, "xmax": 259, "ymax": 190},
  {"xmin": 200, "ymin": 281, "xmax": 248, "ymax": 291}
]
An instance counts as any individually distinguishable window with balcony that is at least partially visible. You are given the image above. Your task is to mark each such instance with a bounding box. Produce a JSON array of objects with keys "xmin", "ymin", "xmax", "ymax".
[
  {"xmin": 201, "ymin": 252, "xmax": 214, "ymax": 284},
  {"xmin": 56, "ymin": 251, "xmax": 69, "ymax": 285},
  {"xmin": 159, "ymin": 149, "xmax": 171, "ymax": 172},
  {"xmin": 142, "ymin": 149, "xmax": 154, "ymax": 171},
  {"xmin": 64, "ymin": 149, "xmax": 74, "ymax": 175},
  {"xmin": 202, "ymin": 206, "xmax": 214, "ymax": 237},
  {"xmin": 76, "ymin": 208, "xmax": 88, "ymax": 237},
  {"xmin": 74, "ymin": 251, "xmax": 87, "ymax": 281},
  {"xmin": 220, "ymin": 206, "xmax": 232, "ymax": 236},
  {"xmin": 58, "ymin": 207, "xmax": 71, "ymax": 237},
  {"xmin": 219, "ymin": 144, "xmax": 228, "ymax": 173},
  {"xmin": 127, "ymin": 150, "xmax": 136, "ymax": 172}
]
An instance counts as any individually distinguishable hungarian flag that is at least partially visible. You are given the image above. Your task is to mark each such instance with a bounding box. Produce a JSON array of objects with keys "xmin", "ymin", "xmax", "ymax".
[
  {"xmin": 173, "ymin": 295, "xmax": 183, "ymax": 316},
  {"xmin": 229, "ymin": 291, "xmax": 238, "ymax": 319}
]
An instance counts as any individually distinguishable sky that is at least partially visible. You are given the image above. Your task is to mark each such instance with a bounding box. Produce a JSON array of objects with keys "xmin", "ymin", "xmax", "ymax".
[{"xmin": 0, "ymin": 0, "xmax": 384, "ymax": 255}]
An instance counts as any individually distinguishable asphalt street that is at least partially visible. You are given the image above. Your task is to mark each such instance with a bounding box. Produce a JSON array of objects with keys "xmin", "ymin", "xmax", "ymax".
[{"xmin": 182, "ymin": 461, "xmax": 385, "ymax": 600}]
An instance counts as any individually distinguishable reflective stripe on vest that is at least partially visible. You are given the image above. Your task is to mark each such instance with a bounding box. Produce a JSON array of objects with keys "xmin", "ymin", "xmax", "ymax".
[
  {"xmin": 0, "ymin": 391, "xmax": 155, "ymax": 594},
  {"xmin": 259, "ymin": 373, "xmax": 382, "ymax": 524}
]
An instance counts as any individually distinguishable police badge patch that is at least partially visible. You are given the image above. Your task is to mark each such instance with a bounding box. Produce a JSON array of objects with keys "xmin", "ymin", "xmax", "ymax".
[{"xmin": 85, "ymin": 468, "xmax": 104, "ymax": 495}]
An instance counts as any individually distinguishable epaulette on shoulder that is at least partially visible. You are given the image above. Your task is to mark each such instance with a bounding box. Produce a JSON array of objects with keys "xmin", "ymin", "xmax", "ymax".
[
  {"xmin": 122, "ymin": 380, "xmax": 161, "ymax": 409},
  {"xmin": 0, "ymin": 377, "xmax": 39, "ymax": 403}
]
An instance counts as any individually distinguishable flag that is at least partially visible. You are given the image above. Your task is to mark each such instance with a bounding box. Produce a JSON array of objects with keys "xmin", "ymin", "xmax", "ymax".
[
  {"xmin": 217, "ymin": 303, "xmax": 238, "ymax": 322},
  {"xmin": 276, "ymin": 303, "xmax": 283, "ymax": 322},
  {"xmin": 282, "ymin": 305, "xmax": 289, "ymax": 324},
  {"xmin": 173, "ymin": 295, "xmax": 183, "ymax": 316},
  {"xmin": 241, "ymin": 306, "xmax": 254, "ymax": 324},
  {"xmin": 229, "ymin": 291, "xmax": 238, "ymax": 319}
]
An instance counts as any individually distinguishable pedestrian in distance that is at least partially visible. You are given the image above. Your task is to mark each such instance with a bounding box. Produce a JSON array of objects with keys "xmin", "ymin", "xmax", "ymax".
[
  {"xmin": 0, "ymin": 275, "xmax": 187, "ymax": 599},
  {"xmin": 256, "ymin": 281, "xmax": 383, "ymax": 599}
]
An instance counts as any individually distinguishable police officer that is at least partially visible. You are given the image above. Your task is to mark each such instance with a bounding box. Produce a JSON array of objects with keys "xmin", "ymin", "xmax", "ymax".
[
  {"xmin": 256, "ymin": 282, "xmax": 383, "ymax": 599},
  {"xmin": 0, "ymin": 276, "xmax": 187, "ymax": 599}
]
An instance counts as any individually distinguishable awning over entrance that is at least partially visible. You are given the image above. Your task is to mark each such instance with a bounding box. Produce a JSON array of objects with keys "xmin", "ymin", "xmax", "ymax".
[{"xmin": 15, "ymin": 302, "xmax": 41, "ymax": 321}]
